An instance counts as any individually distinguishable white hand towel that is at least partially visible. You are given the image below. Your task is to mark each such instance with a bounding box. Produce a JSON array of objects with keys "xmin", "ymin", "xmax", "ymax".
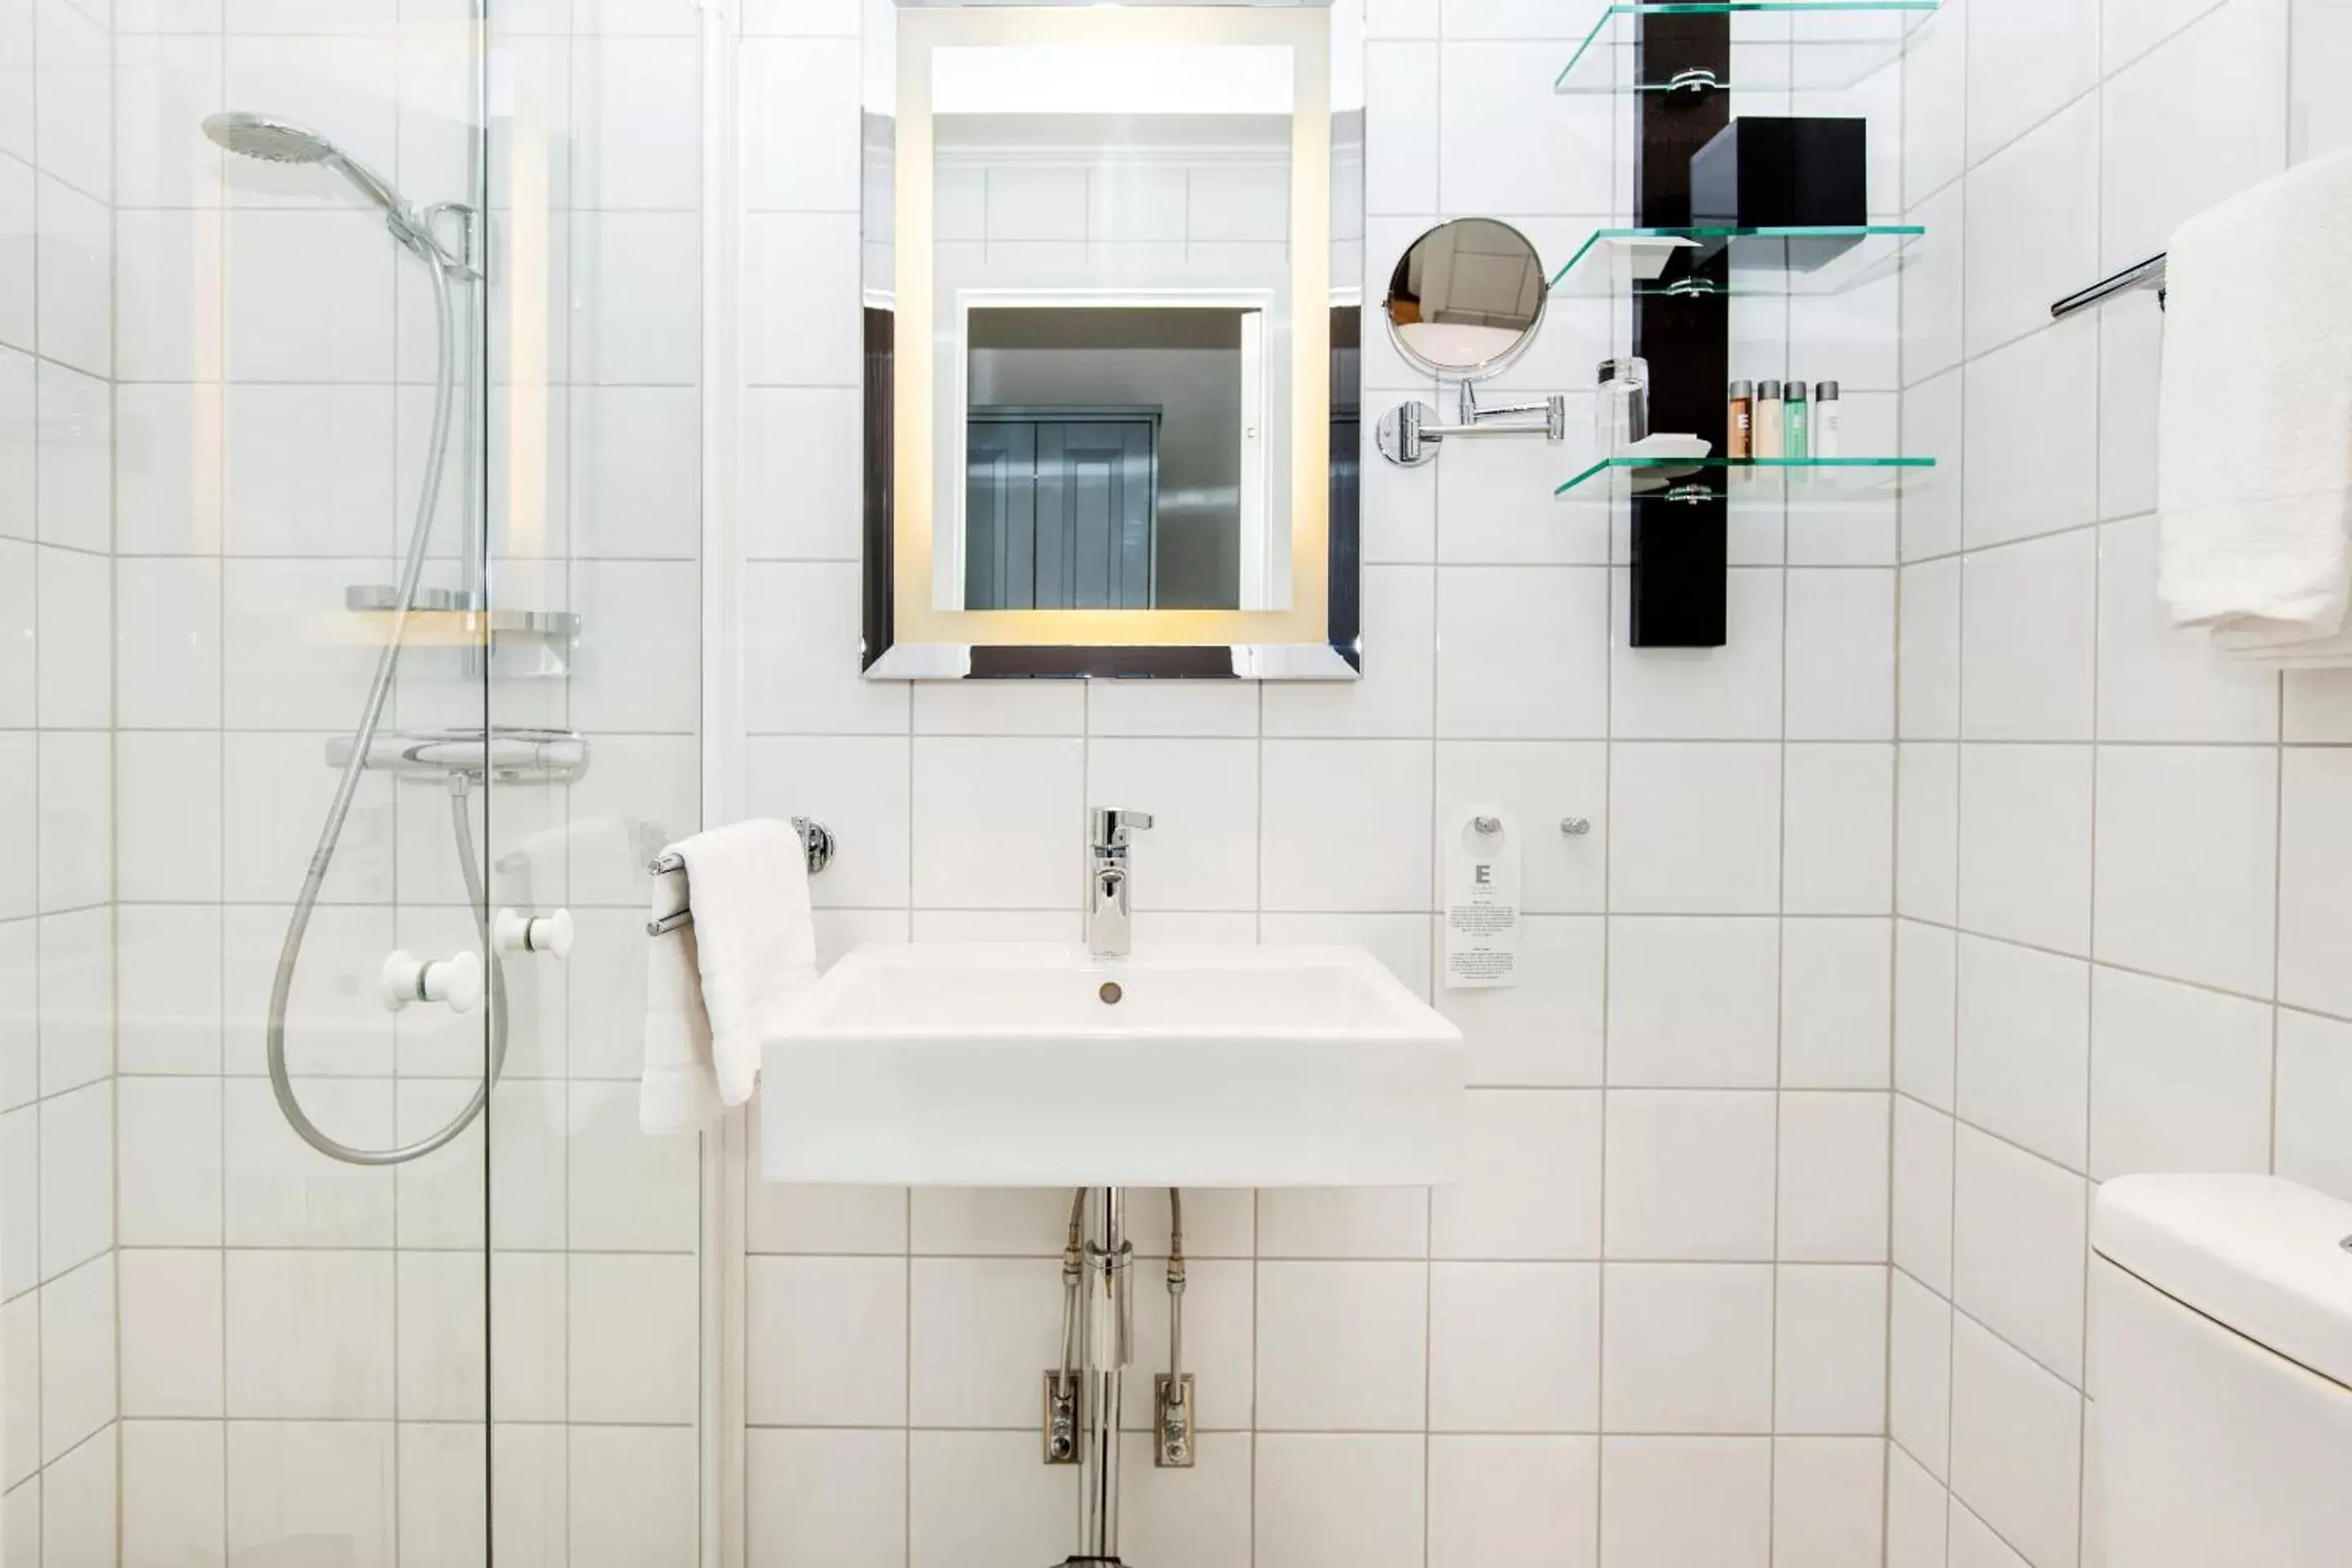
[
  {"xmin": 2156, "ymin": 148, "xmax": 2352, "ymax": 660},
  {"xmin": 638, "ymin": 819, "xmax": 817, "ymax": 1131},
  {"xmin": 640, "ymin": 865, "xmax": 721, "ymax": 1134}
]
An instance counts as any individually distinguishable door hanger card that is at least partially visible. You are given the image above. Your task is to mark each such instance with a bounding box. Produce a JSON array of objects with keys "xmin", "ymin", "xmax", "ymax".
[{"xmin": 1443, "ymin": 806, "xmax": 1521, "ymax": 991}]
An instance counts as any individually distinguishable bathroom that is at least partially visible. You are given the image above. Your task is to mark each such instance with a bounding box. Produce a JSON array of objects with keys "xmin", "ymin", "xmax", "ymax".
[{"xmin": 4, "ymin": 0, "xmax": 2351, "ymax": 1563}]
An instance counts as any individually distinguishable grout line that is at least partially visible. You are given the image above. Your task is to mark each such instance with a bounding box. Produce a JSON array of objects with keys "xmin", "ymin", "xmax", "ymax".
[
  {"xmin": 2272, "ymin": 0, "xmax": 2301, "ymax": 1220},
  {"xmin": 1882, "ymin": 24, "xmax": 1910, "ymax": 1509},
  {"xmin": 1935, "ymin": 4, "xmax": 1971, "ymax": 1547},
  {"xmin": 1886, "ymin": 732, "xmax": 2318, "ymax": 752},
  {"xmin": 902, "ymin": 1187, "xmax": 913, "ymax": 1568},
  {"xmin": 112, "ymin": 1415, "xmax": 702, "ymax": 1432},
  {"xmin": 24, "ymin": 0, "xmax": 52, "ymax": 1523},
  {"xmin": 1593, "ymin": 58, "xmax": 1616, "ymax": 1544},
  {"xmin": 1766, "ymin": 440, "xmax": 1792, "ymax": 1561},
  {"xmin": 1418, "ymin": 342, "xmax": 1441, "ymax": 1568},
  {"xmin": 1895, "ymin": 914, "xmax": 2292, "ymax": 1017},
  {"xmin": 746, "ymin": 1247, "xmax": 1882, "ymax": 1267},
  {"xmin": 729, "ymin": 1419, "xmax": 1874, "ymax": 1441},
  {"xmin": 2072, "ymin": 130, "xmax": 2109, "ymax": 1549},
  {"xmin": 1896, "ymin": 1084, "xmax": 2089, "ymax": 1189},
  {"xmin": 210, "ymin": 21, "xmax": 229, "ymax": 1560}
]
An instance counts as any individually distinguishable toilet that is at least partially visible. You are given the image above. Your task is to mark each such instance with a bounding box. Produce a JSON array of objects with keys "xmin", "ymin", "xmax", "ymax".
[{"xmin": 2091, "ymin": 1175, "xmax": 2352, "ymax": 1566}]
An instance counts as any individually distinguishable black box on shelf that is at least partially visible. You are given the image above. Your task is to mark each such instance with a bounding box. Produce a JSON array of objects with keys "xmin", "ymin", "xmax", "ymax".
[{"xmin": 1689, "ymin": 116, "xmax": 1868, "ymax": 267}]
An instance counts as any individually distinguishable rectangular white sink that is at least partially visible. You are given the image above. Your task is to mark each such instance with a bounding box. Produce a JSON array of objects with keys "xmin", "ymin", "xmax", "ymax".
[{"xmin": 760, "ymin": 943, "xmax": 1465, "ymax": 1187}]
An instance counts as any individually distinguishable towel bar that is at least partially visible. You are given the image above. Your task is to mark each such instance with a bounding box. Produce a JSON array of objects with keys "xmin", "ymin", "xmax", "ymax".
[
  {"xmin": 2051, "ymin": 252, "xmax": 2167, "ymax": 319},
  {"xmin": 645, "ymin": 817, "xmax": 835, "ymax": 936}
]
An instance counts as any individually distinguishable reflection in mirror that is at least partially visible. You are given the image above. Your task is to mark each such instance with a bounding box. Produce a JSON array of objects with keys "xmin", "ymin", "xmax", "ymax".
[
  {"xmin": 1382, "ymin": 216, "xmax": 1548, "ymax": 379},
  {"xmin": 962, "ymin": 306, "xmax": 1266, "ymax": 612},
  {"xmin": 931, "ymin": 51, "xmax": 1297, "ymax": 616}
]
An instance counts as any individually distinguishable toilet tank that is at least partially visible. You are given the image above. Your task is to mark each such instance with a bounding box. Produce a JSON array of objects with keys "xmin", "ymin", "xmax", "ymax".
[{"xmin": 2091, "ymin": 1175, "xmax": 2352, "ymax": 1568}]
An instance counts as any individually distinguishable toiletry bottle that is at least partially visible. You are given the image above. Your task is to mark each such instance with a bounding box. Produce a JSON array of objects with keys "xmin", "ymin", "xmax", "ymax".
[
  {"xmin": 1726, "ymin": 380, "xmax": 1753, "ymax": 459},
  {"xmin": 1753, "ymin": 379, "xmax": 1784, "ymax": 459},
  {"xmin": 1784, "ymin": 380, "xmax": 1809, "ymax": 460},
  {"xmin": 1813, "ymin": 381, "xmax": 1841, "ymax": 457}
]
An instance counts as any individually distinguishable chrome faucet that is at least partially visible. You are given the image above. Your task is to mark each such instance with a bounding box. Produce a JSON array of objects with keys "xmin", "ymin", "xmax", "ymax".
[{"xmin": 1087, "ymin": 808, "xmax": 1154, "ymax": 957}]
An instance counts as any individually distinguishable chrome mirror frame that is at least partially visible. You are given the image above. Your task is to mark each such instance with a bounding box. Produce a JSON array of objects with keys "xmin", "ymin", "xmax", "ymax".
[{"xmin": 1378, "ymin": 216, "xmax": 1552, "ymax": 384}]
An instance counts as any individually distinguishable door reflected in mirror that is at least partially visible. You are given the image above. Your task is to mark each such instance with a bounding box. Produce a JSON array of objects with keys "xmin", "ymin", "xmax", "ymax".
[
  {"xmin": 930, "ymin": 42, "xmax": 1298, "ymax": 617},
  {"xmin": 1382, "ymin": 217, "xmax": 1548, "ymax": 378},
  {"xmin": 960, "ymin": 304, "xmax": 1271, "ymax": 612}
]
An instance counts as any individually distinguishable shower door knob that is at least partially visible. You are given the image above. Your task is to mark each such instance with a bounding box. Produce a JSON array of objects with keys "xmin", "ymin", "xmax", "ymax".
[
  {"xmin": 381, "ymin": 949, "xmax": 483, "ymax": 1014},
  {"xmin": 494, "ymin": 908, "xmax": 573, "ymax": 960}
]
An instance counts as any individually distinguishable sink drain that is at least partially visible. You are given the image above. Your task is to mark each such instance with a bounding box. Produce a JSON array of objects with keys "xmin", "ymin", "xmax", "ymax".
[{"xmin": 1099, "ymin": 982, "xmax": 1124, "ymax": 1005}]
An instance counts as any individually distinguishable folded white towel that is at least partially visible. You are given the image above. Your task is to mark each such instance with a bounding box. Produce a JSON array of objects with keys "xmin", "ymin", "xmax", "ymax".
[
  {"xmin": 640, "ymin": 866, "xmax": 721, "ymax": 1134},
  {"xmin": 639, "ymin": 818, "xmax": 817, "ymax": 1131},
  {"xmin": 2214, "ymin": 617, "xmax": 2352, "ymax": 666},
  {"xmin": 2157, "ymin": 148, "xmax": 2352, "ymax": 661}
]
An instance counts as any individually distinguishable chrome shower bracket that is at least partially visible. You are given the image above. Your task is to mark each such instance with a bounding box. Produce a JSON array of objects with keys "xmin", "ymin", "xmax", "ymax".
[
  {"xmin": 1376, "ymin": 386, "xmax": 1568, "ymax": 468},
  {"xmin": 420, "ymin": 199, "xmax": 484, "ymax": 283}
]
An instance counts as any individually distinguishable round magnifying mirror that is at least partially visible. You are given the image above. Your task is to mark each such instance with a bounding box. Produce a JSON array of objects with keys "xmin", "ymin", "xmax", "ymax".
[{"xmin": 1382, "ymin": 217, "xmax": 1548, "ymax": 380}]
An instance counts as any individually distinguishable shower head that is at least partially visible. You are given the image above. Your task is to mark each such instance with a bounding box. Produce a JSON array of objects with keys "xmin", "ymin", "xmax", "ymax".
[
  {"xmin": 202, "ymin": 110, "xmax": 427, "ymax": 255},
  {"xmin": 202, "ymin": 110, "xmax": 335, "ymax": 165}
]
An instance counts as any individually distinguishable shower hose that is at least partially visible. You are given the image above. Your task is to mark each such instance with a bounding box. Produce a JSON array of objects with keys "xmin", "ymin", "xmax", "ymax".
[{"xmin": 265, "ymin": 236, "xmax": 511, "ymax": 1167}]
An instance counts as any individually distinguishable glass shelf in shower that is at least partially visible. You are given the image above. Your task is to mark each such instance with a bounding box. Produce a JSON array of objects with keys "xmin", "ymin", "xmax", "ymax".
[
  {"xmin": 1554, "ymin": 453, "xmax": 1936, "ymax": 503},
  {"xmin": 1554, "ymin": 1, "xmax": 1941, "ymax": 96},
  {"xmin": 1548, "ymin": 224, "xmax": 1924, "ymax": 298}
]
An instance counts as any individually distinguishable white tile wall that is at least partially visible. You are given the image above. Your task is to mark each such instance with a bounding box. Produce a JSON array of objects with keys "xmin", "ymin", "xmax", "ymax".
[
  {"xmin": 1896, "ymin": 6, "xmax": 2334, "ymax": 1564},
  {"xmin": 1428, "ymin": 1435, "xmax": 1598, "ymax": 1568},
  {"xmin": 1599, "ymin": 1436, "xmax": 1771, "ymax": 1568},
  {"xmin": 735, "ymin": 5, "xmax": 1906, "ymax": 1562},
  {"xmin": 5, "ymin": 0, "xmax": 119, "ymax": 1552}
]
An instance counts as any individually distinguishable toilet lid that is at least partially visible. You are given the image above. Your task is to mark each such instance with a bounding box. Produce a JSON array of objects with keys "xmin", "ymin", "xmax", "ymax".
[{"xmin": 2094, "ymin": 1174, "xmax": 2352, "ymax": 1390}]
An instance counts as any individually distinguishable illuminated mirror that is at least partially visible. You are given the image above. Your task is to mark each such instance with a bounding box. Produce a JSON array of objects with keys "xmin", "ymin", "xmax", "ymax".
[{"xmin": 856, "ymin": 2, "xmax": 1364, "ymax": 680}]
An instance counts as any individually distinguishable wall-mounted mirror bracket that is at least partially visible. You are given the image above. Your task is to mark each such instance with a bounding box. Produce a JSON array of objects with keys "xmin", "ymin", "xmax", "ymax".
[
  {"xmin": 1375, "ymin": 390, "xmax": 1567, "ymax": 468},
  {"xmin": 1374, "ymin": 216, "xmax": 1563, "ymax": 468}
]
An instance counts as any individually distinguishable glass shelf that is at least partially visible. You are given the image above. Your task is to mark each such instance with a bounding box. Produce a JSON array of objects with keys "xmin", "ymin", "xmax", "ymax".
[
  {"xmin": 1555, "ymin": 2, "xmax": 1940, "ymax": 96},
  {"xmin": 1549, "ymin": 224, "xmax": 1923, "ymax": 298},
  {"xmin": 1554, "ymin": 454, "xmax": 1936, "ymax": 502}
]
